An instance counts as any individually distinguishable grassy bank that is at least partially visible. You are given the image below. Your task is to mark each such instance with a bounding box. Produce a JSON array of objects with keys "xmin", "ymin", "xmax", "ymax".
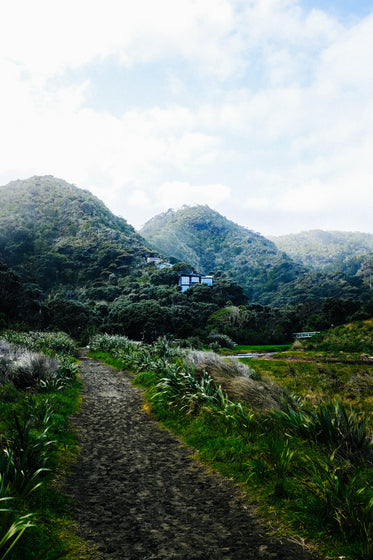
[
  {"xmin": 0, "ymin": 331, "xmax": 85, "ymax": 559},
  {"xmin": 219, "ymin": 344, "xmax": 292, "ymax": 354},
  {"xmin": 239, "ymin": 357, "xmax": 373, "ymax": 420},
  {"xmin": 89, "ymin": 334, "xmax": 373, "ymax": 560}
]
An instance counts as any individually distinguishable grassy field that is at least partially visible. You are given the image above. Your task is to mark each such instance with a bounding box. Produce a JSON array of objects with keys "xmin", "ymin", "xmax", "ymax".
[
  {"xmin": 220, "ymin": 344, "xmax": 292, "ymax": 354},
  {"xmin": 239, "ymin": 356, "xmax": 373, "ymax": 421}
]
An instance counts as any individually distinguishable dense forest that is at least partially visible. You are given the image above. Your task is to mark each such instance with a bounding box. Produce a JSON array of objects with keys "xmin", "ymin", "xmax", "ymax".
[
  {"xmin": 270, "ymin": 229, "xmax": 373, "ymax": 275},
  {"xmin": 1, "ymin": 176, "xmax": 372, "ymax": 345}
]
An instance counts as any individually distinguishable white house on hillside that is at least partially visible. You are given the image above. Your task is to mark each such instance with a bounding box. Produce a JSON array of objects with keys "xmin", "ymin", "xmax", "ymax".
[{"xmin": 179, "ymin": 273, "xmax": 213, "ymax": 292}]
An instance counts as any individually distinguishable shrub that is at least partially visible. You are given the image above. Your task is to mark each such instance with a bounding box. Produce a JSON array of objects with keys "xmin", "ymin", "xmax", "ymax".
[
  {"xmin": 153, "ymin": 367, "xmax": 228, "ymax": 414},
  {"xmin": 312, "ymin": 401, "xmax": 373, "ymax": 464},
  {"xmin": 11, "ymin": 352, "xmax": 59, "ymax": 390},
  {"xmin": 89, "ymin": 333, "xmax": 132, "ymax": 352},
  {"xmin": 1, "ymin": 331, "xmax": 76, "ymax": 356},
  {"xmin": 303, "ymin": 454, "xmax": 373, "ymax": 558},
  {"xmin": 185, "ymin": 351, "xmax": 295, "ymax": 411},
  {"xmin": 207, "ymin": 332, "xmax": 235, "ymax": 349},
  {"xmin": 0, "ymin": 357, "xmax": 12, "ymax": 387}
]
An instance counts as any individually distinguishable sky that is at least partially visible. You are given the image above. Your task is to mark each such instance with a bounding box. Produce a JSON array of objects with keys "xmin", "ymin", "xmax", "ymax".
[{"xmin": 1, "ymin": 0, "xmax": 373, "ymax": 236}]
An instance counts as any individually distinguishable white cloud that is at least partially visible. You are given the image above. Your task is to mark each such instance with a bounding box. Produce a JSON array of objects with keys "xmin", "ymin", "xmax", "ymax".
[
  {"xmin": 128, "ymin": 189, "xmax": 152, "ymax": 207},
  {"xmin": 276, "ymin": 180, "xmax": 333, "ymax": 213},
  {"xmin": 157, "ymin": 182, "xmax": 231, "ymax": 209},
  {"xmin": 1, "ymin": 1, "xmax": 373, "ymax": 235},
  {"xmin": 1, "ymin": 0, "xmax": 241, "ymax": 83},
  {"xmin": 244, "ymin": 196, "xmax": 271, "ymax": 211}
]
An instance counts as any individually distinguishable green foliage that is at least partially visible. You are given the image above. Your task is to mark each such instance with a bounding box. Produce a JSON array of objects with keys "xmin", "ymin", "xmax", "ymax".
[
  {"xmin": 0, "ymin": 176, "xmax": 150, "ymax": 301},
  {"xmin": 303, "ymin": 318, "xmax": 373, "ymax": 354},
  {"xmin": 270, "ymin": 229, "xmax": 373, "ymax": 272},
  {"xmin": 89, "ymin": 333, "xmax": 132, "ymax": 352},
  {"xmin": 0, "ymin": 331, "xmax": 81, "ymax": 558},
  {"xmin": 273, "ymin": 401, "xmax": 372, "ymax": 465},
  {"xmin": 1, "ymin": 330, "xmax": 76, "ymax": 355},
  {"xmin": 139, "ymin": 206, "xmax": 368, "ymax": 309},
  {"xmin": 207, "ymin": 332, "xmax": 235, "ymax": 349},
  {"xmin": 302, "ymin": 454, "xmax": 373, "ymax": 558},
  {"xmin": 0, "ymin": 333, "xmax": 78, "ymax": 392},
  {"xmin": 140, "ymin": 205, "xmax": 304, "ymax": 304},
  {"xmin": 153, "ymin": 368, "xmax": 228, "ymax": 413},
  {"xmin": 0, "ymin": 177, "xmax": 369, "ymax": 344}
]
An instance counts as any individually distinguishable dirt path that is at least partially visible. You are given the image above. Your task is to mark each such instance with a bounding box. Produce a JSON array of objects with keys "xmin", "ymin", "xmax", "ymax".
[{"xmin": 66, "ymin": 354, "xmax": 322, "ymax": 560}]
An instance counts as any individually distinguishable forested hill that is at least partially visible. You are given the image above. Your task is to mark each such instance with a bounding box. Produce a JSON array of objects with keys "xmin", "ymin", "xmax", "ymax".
[
  {"xmin": 139, "ymin": 206, "xmax": 370, "ymax": 306},
  {"xmin": 0, "ymin": 176, "xmax": 151, "ymax": 289},
  {"xmin": 270, "ymin": 230, "xmax": 373, "ymax": 272},
  {"xmin": 0, "ymin": 178, "xmax": 371, "ymax": 341},
  {"xmin": 140, "ymin": 205, "xmax": 305, "ymax": 302}
]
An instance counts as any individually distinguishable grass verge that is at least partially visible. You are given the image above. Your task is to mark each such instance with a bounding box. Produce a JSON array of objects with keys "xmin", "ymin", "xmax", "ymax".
[{"xmin": 0, "ymin": 331, "xmax": 90, "ymax": 559}]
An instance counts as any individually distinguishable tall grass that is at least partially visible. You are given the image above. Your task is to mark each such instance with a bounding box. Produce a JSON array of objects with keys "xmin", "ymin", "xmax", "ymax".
[
  {"xmin": 1, "ymin": 330, "xmax": 76, "ymax": 356},
  {"xmin": 302, "ymin": 454, "xmax": 373, "ymax": 559},
  {"xmin": 0, "ymin": 331, "xmax": 81, "ymax": 558},
  {"xmin": 273, "ymin": 401, "xmax": 373, "ymax": 465}
]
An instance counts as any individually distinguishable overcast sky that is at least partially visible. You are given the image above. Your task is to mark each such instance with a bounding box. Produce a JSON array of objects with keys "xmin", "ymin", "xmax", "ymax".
[{"xmin": 1, "ymin": 0, "xmax": 373, "ymax": 236}]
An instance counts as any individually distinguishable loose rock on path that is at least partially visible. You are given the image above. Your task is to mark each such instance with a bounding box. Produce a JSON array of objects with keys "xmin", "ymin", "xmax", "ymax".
[{"xmin": 66, "ymin": 353, "xmax": 322, "ymax": 560}]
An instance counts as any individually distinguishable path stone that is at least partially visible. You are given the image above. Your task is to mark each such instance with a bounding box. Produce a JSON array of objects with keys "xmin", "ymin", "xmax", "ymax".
[{"xmin": 66, "ymin": 355, "xmax": 322, "ymax": 560}]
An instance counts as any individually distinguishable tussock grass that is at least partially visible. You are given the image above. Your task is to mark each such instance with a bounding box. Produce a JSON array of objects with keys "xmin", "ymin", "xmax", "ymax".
[
  {"xmin": 186, "ymin": 351, "xmax": 296, "ymax": 411},
  {"xmin": 1, "ymin": 330, "xmax": 76, "ymax": 356}
]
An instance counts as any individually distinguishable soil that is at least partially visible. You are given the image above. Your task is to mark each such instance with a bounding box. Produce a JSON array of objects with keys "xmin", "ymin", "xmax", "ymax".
[{"xmin": 66, "ymin": 353, "xmax": 323, "ymax": 560}]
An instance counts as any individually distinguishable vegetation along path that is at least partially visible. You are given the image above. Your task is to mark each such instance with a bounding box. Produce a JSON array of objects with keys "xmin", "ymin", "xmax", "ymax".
[{"xmin": 66, "ymin": 353, "xmax": 321, "ymax": 560}]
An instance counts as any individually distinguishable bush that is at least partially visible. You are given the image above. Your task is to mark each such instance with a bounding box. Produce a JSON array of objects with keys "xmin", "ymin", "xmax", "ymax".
[
  {"xmin": 11, "ymin": 352, "xmax": 59, "ymax": 390},
  {"xmin": 207, "ymin": 332, "xmax": 235, "ymax": 349},
  {"xmin": 1, "ymin": 331, "xmax": 76, "ymax": 356},
  {"xmin": 89, "ymin": 333, "xmax": 132, "ymax": 352},
  {"xmin": 185, "ymin": 351, "xmax": 296, "ymax": 411}
]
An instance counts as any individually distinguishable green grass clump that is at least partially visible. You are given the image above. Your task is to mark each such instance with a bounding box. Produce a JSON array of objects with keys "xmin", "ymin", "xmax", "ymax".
[{"xmin": 1, "ymin": 330, "xmax": 76, "ymax": 356}]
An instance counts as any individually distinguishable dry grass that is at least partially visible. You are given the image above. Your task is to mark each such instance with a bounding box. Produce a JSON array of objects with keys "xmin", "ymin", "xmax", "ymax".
[{"xmin": 185, "ymin": 351, "xmax": 295, "ymax": 410}]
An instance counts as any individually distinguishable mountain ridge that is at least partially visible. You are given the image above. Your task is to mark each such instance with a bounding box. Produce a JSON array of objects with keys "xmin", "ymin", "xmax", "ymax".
[
  {"xmin": 140, "ymin": 205, "xmax": 369, "ymax": 306},
  {"xmin": 269, "ymin": 229, "xmax": 373, "ymax": 271}
]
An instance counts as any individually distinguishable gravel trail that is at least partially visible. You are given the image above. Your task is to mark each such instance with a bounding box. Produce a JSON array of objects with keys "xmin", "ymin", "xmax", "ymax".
[{"xmin": 66, "ymin": 354, "xmax": 321, "ymax": 560}]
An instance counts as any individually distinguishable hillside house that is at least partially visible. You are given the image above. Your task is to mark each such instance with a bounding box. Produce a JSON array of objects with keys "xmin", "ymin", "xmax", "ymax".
[
  {"xmin": 146, "ymin": 257, "xmax": 173, "ymax": 269},
  {"xmin": 179, "ymin": 273, "xmax": 213, "ymax": 292}
]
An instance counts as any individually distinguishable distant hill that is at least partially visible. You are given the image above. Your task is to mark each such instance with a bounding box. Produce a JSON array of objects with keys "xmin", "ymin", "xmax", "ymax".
[
  {"xmin": 140, "ymin": 205, "xmax": 304, "ymax": 303},
  {"xmin": 140, "ymin": 206, "xmax": 368, "ymax": 306},
  {"xmin": 270, "ymin": 230, "xmax": 373, "ymax": 272},
  {"xmin": 0, "ymin": 176, "xmax": 152, "ymax": 290}
]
